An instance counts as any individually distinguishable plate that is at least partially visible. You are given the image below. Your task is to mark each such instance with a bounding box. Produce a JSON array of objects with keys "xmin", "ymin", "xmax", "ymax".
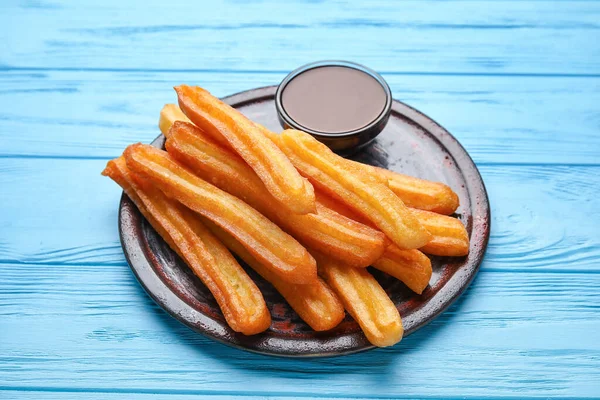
[{"xmin": 118, "ymin": 86, "xmax": 490, "ymax": 357}]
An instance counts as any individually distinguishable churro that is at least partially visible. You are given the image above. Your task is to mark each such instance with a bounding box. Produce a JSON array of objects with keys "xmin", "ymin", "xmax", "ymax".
[
  {"xmin": 159, "ymin": 103, "xmax": 191, "ymax": 138},
  {"xmin": 123, "ymin": 143, "xmax": 317, "ymax": 284},
  {"xmin": 278, "ymin": 129, "xmax": 431, "ymax": 249},
  {"xmin": 102, "ymin": 157, "xmax": 271, "ymax": 335},
  {"xmin": 317, "ymin": 191, "xmax": 469, "ymax": 257},
  {"xmin": 175, "ymin": 85, "xmax": 316, "ymax": 215},
  {"xmin": 411, "ymin": 208, "xmax": 469, "ymax": 257},
  {"xmin": 315, "ymin": 253, "xmax": 403, "ymax": 347},
  {"xmin": 369, "ymin": 165, "xmax": 459, "ymax": 215},
  {"xmin": 205, "ymin": 219, "xmax": 345, "ymax": 331},
  {"xmin": 373, "ymin": 247, "xmax": 432, "ymax": 294}
]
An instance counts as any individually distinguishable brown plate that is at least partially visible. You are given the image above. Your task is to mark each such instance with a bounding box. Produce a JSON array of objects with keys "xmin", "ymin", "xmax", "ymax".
[{"xmin": 118, "ymin": 86, "xmax": 490, "ymax": 357}]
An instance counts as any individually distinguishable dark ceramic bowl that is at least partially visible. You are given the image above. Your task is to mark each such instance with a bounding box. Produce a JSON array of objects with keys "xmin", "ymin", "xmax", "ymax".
[{"xmin": 275, "ymin": 61, "xmax": 392, "ymax": 156}]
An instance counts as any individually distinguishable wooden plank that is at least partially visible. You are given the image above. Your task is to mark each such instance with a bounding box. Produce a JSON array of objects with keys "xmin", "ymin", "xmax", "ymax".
[
  {"xmin": 0, "ymin": 158, "xmax": 598, "ymax": 273},
  {"xmin": 1, "ymin": 263, "xmax": 598, "ymax": 398},
  {"xmin": 0, "ymin": 1, "xmax": 599, "ymax": 75},
  {"xmin": 1, "ymin": 70, "xmax": 599, "ymax": 164},
  {"xmin": 0, "ymin": 392, "xmax": 351, "ymax": 400},
  {"xmin": 0, "ymin": 389, "xmax": 409, "ymax": 400}
]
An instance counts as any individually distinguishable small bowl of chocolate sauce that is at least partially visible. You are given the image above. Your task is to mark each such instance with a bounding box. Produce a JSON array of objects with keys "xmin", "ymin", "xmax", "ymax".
[{"xmin": 275, "ymin": 61, "xmax": 392, "ymax": 155}]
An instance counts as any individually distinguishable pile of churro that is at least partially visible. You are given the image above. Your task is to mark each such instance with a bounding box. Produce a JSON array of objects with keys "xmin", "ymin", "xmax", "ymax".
[{"xmin": 103, "ymin": 85, "xmax": 469, "ymax": 347}]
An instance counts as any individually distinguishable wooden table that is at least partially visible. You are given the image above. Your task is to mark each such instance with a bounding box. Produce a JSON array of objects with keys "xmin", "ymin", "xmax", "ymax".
[{"xmin": 2, "ymin": 1, "xmax": 599, "ymax": 398}]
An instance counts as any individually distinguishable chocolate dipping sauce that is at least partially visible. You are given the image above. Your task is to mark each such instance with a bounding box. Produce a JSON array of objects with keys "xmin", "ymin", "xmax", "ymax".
[
  {"xmin": 275, "ymin": 61, "xmax": 392, "ymax": 155},
  {"xmin": 280, "ymin": 66, "xmax": 388, "ymax": 134}
]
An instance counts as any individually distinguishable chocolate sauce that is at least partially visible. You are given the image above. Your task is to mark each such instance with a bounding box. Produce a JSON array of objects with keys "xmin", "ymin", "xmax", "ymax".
[{"xmin": 280, "ymin": 66, "xmax": 387, "ymax": 134}]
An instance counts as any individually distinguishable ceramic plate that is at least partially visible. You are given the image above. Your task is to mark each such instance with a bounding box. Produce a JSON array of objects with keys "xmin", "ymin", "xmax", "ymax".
[{"xmin": 118, "ymin": 86, "xmax": 490, "ymax": 357}]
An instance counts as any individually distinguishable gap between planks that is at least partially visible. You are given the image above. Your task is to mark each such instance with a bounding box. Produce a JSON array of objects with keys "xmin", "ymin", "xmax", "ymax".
[
  {"xmin": 0, "ymin": 387, "xmax": 596, "ymax": 400},
  {"xmin": 2, "ymin": 262, "xmax": 600, "ymax": 275},
  {"xmin": 2, "ymin": 66, "xmax": 600, "ymax": 79},
  {"xmin": 1, "ymin": 154, "xmax": 599, "ymax": 168}
]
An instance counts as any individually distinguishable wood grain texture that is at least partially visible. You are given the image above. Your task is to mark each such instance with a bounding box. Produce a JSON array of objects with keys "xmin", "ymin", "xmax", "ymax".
[
  {"xmin": 1, "ymin": 70, "xmax": 599, "ymax": 164},
  {"xmin": 2, "ymin": 393, "xmax": 345, "ymax": 400},
  {"xmin": 1, "ymin": 1, "xmax": 599, "ymax": 75},
  {"xmin": 1, "ymin": 262, "xmax": 599, "ymax": 398},
  {"xmin": 0, "ymin": 158, "xmax": 598, "ymax": 272}
]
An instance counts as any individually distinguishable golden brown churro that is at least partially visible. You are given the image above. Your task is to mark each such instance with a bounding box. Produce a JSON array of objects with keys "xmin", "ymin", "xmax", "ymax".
[
  {"xmin": 314, "ymin": 253, "xmax": 403, "ymax": 347},
  {"xmin": 175, "ymin": 85, "xmax": 316, "ymax": 215},
  {"xmin": 278, "ymin": 129, "xmax": 431, "ymax": 250},
  {"xmin": 159, "ymin": 103, "xmax": 191, "ymax": 137},
  {"xmin": 123, "ymin": 143, "xmax": 317, "ymax": 284},
  {"xmin": 159, "ymin": 104, "xmax": 181, "ymax": 136},
  {"xmin": 165, "ymin": 121, "xmax": 386, "ymax": 267},
  {"xmin": 317, "ymin": 191, "xmax": 469, "ymax": 257},
  {"xmin": 411, "ymin": 208, "xmax": 469, "ymax": 257},
  {"xmin": 258, "ymin": 121, "xmax": 457, "ymax": 214},
  {"xmin": 369, "ymin": 165, "xmax": 459, "ymax": 215},
  {"xmin": 102, "ymin": 157, "xmax": 271, "ymax": 335},
  {"xmin": 204, "ymin": 219, "xmax": 345, "ymax": 331},
  {"xmin": 373, "ymin": 247, "xmax": 432, "ymax": 294}
]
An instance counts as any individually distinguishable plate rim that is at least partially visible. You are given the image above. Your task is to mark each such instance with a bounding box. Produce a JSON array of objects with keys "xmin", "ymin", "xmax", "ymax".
[{"xmin": 118, "ymin": 85, "xmax": 491, "ymax": 358}]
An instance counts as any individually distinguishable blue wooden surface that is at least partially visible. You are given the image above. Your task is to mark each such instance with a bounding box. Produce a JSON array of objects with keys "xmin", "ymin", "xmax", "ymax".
[{"xmin": 1, "ymin": 0, "xmax": 599, "ymax": 398}]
